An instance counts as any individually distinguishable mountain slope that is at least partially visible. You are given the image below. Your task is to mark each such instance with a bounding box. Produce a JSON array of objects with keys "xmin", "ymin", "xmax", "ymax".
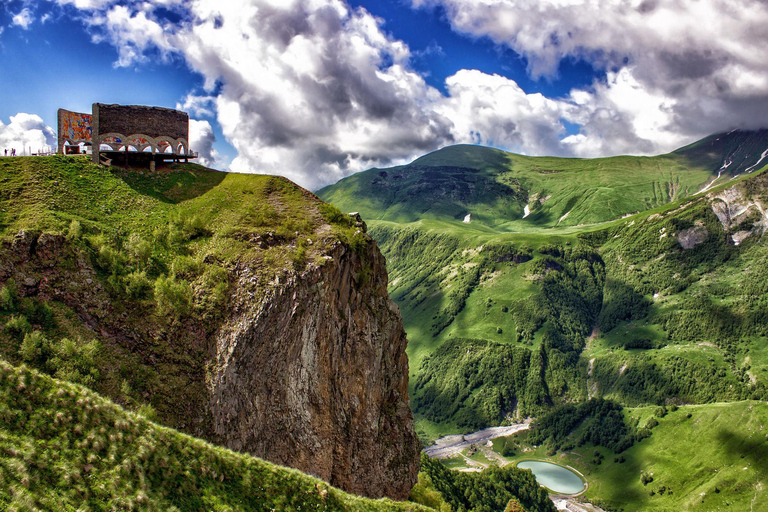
[
  {"xmin": 0, "ymin": 155, "xmax": 419, "ymax": 499},
  {"xmin": 319, "ymin": 130, "xmax": 768, "ymax": 232},
  {"xmin": 0, "ymin": 357, "xmax": 429, "ymax": 511},
  {"xmin": 318, "ymin": 131, "xmax": 768, "ymax": 439}
]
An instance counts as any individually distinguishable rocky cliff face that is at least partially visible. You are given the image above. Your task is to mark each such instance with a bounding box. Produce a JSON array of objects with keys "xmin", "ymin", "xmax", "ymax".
[
  {"xmin": 0, "ymin": 226, "xmax": 420, "ymax": 500},
  {"xmin": 210, "ymin": 235, "xmax": 419, "ymax": 499}
]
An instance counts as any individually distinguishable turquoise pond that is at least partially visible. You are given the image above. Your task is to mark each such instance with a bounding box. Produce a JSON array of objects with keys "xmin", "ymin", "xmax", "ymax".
[{"xmin": 516, "ymin": 460, "xmax": 586, "ymax": 494}]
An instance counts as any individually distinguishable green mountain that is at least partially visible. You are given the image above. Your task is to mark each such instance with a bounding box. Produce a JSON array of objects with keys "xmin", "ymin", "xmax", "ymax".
[
  {"xmin": 320, "ymin": 131, "xmax": 768, "ymax": 231},
  {"xmin": 318, "ymin": 131, "xmax": 768, "ymax": 508},
  {"xmin": 0, "ymin": 155, "xmax": 560, "ymax": 511}
]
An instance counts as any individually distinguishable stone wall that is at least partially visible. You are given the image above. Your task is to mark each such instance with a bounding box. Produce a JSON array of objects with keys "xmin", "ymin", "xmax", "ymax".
[{"xmin": 93, "ymin": 104, "xmax": 188, "ymax": 140}]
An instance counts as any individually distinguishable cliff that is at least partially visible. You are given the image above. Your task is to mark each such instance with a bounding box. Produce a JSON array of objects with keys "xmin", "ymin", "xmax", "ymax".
[
  {"xmin": 0, "ymin": 156, "xmax": 419, "ymax": 500},
  {"xmin": 211, "ymin": 233, "xmax": 419, "ymax": 498}
]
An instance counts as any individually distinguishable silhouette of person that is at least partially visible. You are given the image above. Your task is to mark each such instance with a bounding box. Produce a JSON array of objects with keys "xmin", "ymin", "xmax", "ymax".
[
  {"xmin": 3, "ymin": 149, "xmax": 6, "ymax": 156},
  {"xmin": 11, "ymin": 149, "xmax": 15, "ymax": 156}
]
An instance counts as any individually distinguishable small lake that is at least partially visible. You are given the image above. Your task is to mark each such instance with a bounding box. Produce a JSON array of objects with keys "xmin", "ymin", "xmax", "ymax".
[{"xmin": 516, "ymin": 460, "xmax": 586, "ymax": 495}]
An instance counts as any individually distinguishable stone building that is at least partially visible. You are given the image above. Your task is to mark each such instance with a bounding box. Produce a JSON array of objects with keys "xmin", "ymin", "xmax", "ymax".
[{"xmin": 57, "ymin": 103, "xmax": 196, "ymax": 169}]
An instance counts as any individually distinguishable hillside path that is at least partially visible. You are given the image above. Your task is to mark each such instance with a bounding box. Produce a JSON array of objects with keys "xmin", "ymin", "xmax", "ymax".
[{"xmin": 423, "ymin": 421, "xmax": 531, "ymax": 459}]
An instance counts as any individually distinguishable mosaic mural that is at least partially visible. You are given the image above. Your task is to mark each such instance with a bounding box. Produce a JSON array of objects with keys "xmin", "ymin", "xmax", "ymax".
[{"xmin": 60, "ymin": 110, "xmax": 92, "ymax": 143}]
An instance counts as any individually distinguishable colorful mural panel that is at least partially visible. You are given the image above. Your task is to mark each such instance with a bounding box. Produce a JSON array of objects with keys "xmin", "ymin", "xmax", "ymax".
[{"xmin": 60, "ymin": 111, "xmax": 92, "ymax": 143}]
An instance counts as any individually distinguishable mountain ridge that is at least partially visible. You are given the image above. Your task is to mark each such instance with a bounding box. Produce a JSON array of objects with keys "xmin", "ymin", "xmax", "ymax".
[{"xmin": 319, "ymin": 129, "xmax": 768, "ymax": 231}]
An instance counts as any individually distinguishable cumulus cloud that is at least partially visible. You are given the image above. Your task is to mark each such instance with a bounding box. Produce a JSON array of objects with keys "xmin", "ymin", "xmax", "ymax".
[
  {"xmin": 44, "ymin": 0, "xmax": 768, "ymax": 188},
  {"xmin": 0, "ymin": 113, "xmax": 56, "ymax": 155},
  {"xmin": 414, "ymin": 0, "xmax": 768, "ymax": 154},
  {"xmin": 437, "ymin": 69, "xmax": 567, "ymax": 153},
  {"xmin": 188, "ymin": 118, "xmax": 221, "ymax": 168},
  {"xmin": 12, "ymin": 8, "xmax": 35, "ymax": 29}
]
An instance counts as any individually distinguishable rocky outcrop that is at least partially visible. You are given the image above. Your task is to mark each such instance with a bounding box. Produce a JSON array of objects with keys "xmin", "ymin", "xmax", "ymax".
[
  {"xmin": 709, "ymin": 186, "xmax": 768, "ymax": 245},
  {"xmin": 210, "ymin": 235, "xmax": 419, "ymax": 499},
  {"xmin": 0, "ymin": 227, "xmax": 420, "ymax": 500},
  {"xmin": 676, "ymin": 223, "xmax": 708, "ymax": 249}
]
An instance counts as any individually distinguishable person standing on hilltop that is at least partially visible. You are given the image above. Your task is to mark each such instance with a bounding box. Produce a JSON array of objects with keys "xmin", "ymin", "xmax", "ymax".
[{"xmin": 3, "ymin": 149, "xmax": 6, "ymax": 156}]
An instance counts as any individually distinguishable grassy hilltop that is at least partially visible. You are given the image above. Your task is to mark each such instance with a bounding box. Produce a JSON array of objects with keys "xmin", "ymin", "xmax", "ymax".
[
  {"xmin": 0, "ymin": 154, "xmax": 368, "ymax": 431},
  {"xmin": 0, "ymin": 357, "xmax": 431, "ymax": 511}
]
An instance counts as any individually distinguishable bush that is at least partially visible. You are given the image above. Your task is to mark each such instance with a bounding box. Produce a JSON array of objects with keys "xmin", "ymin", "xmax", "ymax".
[
  {"xmin": 20, "ymin": 298, "xmax": 56, "ymax": 329},
  {"xmin": 154, "ymin": 276, "xmax": 193, "ymax": 317},
  {"xmin": 124, "ymin": 271, "xmax": 153, "ymax": 299},
  {"xmin": 5, "ymin": 315, "xmax": 32, "ymax": 338},
  {"xmin": 0, "ymin": 280, "xmax": 18, "ymax": 311},
  {"xmin": 136, "ymin": 403, "xmax": 158, "ymax": 422},
  {"xmin": 19, "ymin": 330, "xmax": 50, "ymax": 363},
  {"xmin": 125, "ymin": 233, "xmax": 152, "ymax": 266},
  {"xmin": 68, "ymin": 219, "xmax": 82, "ymax": 239},
  {"xmin": 319, "ymin": 203, "xmax": 352, "ymax": 226},
  {"xmin": 46, "ymin": 337, "xmax": 101, "ymax": 387},
  {"xmin": 171, "ymin": 256, "xmax": 201, "ymax": 279}
]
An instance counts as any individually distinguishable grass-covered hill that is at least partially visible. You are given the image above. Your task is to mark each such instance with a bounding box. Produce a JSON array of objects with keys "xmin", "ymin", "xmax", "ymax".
[
  {"xmin": 0, "ymin": 154, "xmax": 363, "ymax": 434},
  {"xmin": 0, "ymin": 357, "xmax": 430, "ymax": 511},
  {"xmin": 0, "ymin": 155, "xmax": 559, "ymax": 511},
  {"xmin": 0, "ymin": 154, "xmax": 432, "ymax": 502},
  {"xmin": 319, "ymin": 130, "xmax": 768, "ymax": 231}
]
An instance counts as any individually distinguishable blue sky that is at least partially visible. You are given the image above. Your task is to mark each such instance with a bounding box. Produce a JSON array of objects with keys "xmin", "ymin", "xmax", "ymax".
[{"xmin": 2, "ymin": 0, "xmax": 768, "ymax": 189}]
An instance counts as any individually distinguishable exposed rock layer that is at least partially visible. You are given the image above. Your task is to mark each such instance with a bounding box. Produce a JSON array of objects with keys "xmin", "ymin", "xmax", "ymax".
[{"xmin": 210, "ymin": 237, "xmax": 419, "ymax": 499}]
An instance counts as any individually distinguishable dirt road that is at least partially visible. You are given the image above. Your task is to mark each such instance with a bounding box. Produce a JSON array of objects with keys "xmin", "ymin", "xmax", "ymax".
[{"xmin": 423, "ymin": 421, "xmax": 531, "ymax": 459}]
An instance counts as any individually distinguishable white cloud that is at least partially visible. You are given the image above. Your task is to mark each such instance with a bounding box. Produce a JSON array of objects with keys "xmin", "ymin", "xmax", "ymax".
[
  {"xmin": 188, "ymin": 118, "xmax": 221, "ymax": 167},
  {"xmin": 93, "ymin": 4, "xmax": 174, "ymax": 68},
  {"xmin": 0, "ymin": 113, "xmax": 56, "ymax": 155},
  {"xmin": 437, "ymin": 69, "xmax": 567, "ymax": 154},
  {"xmin": 177, "ymin": 95, "xmax": 217, "ymax": 118},
  {"xmin": 12, "ymin": 8, "xmax": 35, "ymax": 29},
  {"xmin": 414, "ymin": 0, "xmax": 768, "ymax": 154},
  {"xmin": 42, "ymin": 0, "xmax": 768, "ymax": 188}
]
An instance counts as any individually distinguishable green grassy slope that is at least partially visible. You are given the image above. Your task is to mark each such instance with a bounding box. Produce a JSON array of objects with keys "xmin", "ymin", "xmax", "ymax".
[
  {"xmin": 320, "ymin": 130, "xmax": 768, "ymax": 232},
  {"xmin": 0, "ymin": 357, "xmax": 429, "ymax": 511},
  {"xmin": 0, "ymin": 155, "xmax": 365, "ymax": 432},
  {"xmin": 319, "ymin": 133, "xmax": 768, "ymax": 446},
  {"xmin": 320, "ymin": 144, "xmax": 710, "ymax": 231}
]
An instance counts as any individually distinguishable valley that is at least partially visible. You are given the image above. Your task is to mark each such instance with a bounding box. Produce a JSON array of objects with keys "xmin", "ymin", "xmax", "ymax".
[{"xmin": 319, "ymin": 129, "xmax": 768, "ymax": 510}]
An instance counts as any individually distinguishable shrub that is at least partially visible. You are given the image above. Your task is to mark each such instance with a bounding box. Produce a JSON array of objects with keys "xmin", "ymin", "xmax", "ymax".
[
  {"xmin": 171, "ymin": 256, "xmax": 201, "ymax": 279},
  {"xmin": 0, "ymin": 280, "xmax": 18, "ymax": 311},
  {"xmin": 291, "ymin": 242, "xmax": 307, "ymax": 271},
  {"xmin": 20, "ymin": 298, "xmax": 56, "ymax": 329},
  {"xmin": 136, "ymin": 403, "xmax": 158, "ymax": 422},
  {"xmin": 154, "ymin": 276, "xmax": 193, "ymax": 317},
  {"xmin": 68, "ymin": 219, "xmax": 82, "ymax": 239},
  {"xmin": 5, "ymin": 315, "xmax": 32, "ymax": 338},
  {"xmin": 19, "ymin": 330, "xmax": 50, "ymax": 363},
  {"xmin": 46, "ymin": 337, "xmax": 101, "ymax": 387},
  {"xmin": 124, "ymin": 271, "xmax": 153, "ymax": 299},
  {"xmin": 319, "ymin": 203, "xmax": 352, "ymax": 226},
  {"xmin": 125, "ymin": 233, "xmax": 152, "ymax": 266}
]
